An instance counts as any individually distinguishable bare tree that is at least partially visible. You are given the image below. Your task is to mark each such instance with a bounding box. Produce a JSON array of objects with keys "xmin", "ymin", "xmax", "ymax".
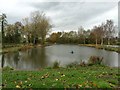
[
  {"xmin": 78, "ymin": 26, "xmax": 86, "ymax": 44},
  {"xmin": 105, "ymin": 20, "xmax": 115, "ymax": 45},
  {"xmin": 39, "ymin": 15, "xmax": 52, "ymax": 45},
  {"xmin": 92, "ymin": 26, "xmax": 99, "ymax": 46},
  {"xmin": 22, "ymin": 17, "xmax": 31, "ymax": 43},
  {"xmin": 30, "ymin": 11, "xmax": 52, "ymax": 45},
  {"xmin": 100, "ymin": 23, "xmax": 106, "ymax": 45}
]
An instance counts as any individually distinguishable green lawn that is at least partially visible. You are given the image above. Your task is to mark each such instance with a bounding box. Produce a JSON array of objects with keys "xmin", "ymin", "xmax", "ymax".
[
  {"xmin": 2, "ymin": 65, "xmax": 119, "ymax": 88},
  {"xmin": 1, "ymin": 44, "xmax": 35, "ymax": 54},
  {"xmin": 79, "ymin": 44, "xmax": 120, "ymax": 53}
]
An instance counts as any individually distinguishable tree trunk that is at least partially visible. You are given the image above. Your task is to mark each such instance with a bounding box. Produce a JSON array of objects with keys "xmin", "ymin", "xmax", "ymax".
[
  {"xmin": 101, "ymin": 38, "xmax": 103, "ymax": 46},
  {"xmin": 41, "ymin": 38, "xmax": 45, "ymax": 45},
  {"xmin": 84, "ymin": 37, "xmax": 85, "ymax": 44},
  {"xmin": 1, "ymin": 19, "xmax": 4, "ymax": 48},
  {"xmin": 1, "ymin": 54, "xmax": 4, "ymax": 68},
  {"xmin": 96, "ymin": 38, "xmax": 97, "ymax": 46},
  {"xmin": 33, "ymin": 37, "xmax": 36, "ymax": 45},
  {"xmin": 108, "ymin": 38, "xmax": 110, "ymax": 45}
]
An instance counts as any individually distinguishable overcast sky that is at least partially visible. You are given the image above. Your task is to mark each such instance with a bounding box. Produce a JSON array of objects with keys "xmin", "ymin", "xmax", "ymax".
[{"xmin": 0, "ymin": 0, "xmax": 118, "ymax": 32}]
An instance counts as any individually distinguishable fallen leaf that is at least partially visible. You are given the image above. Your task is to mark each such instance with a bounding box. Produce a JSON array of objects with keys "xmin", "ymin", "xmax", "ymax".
[
  {"xmin": 41, "ymin": 76, "xmax": 45, "ymax": 79},
  {"xmin": 27, "ymin": 78, "xmax": 31, "ymax": 80},
  {"xmin": 16, "ymin": 85, "xmax": 20, "ymax": 88},
  {"xmin": 29, "ymin": 84, "xmax": 32, "ymax": 86},
  {"xmin": 63, "ymin": 75, "xmax": 65, "ymax": 77},
  {"xmin": 55, "ymin": 78, "xmax": 59, "ymax": 81},
  {"xmin": 19, "ymin": 81, "xmax": 22, "ymax": 85},
  {"xmin": 43, "ymin": 83, "xmax": 45, "ymax": 85},
  {"xmin": 58, "ymin": 72, "xmax": 60, "ymax": 74},
  {"xmin": 25, "ymin": 81, "xmax": 27, "ymax": 83},
  {"xmin": 78, "ymin": 84, "xmax": 82, "ymax": 87},
  {"xmin": 14, "ymin": 81, "xmax": 17, "ymax": 84}
]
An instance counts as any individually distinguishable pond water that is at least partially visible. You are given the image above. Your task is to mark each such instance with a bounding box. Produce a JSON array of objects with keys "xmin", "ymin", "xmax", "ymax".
[{"xmin": 0, "ymin": 45, "xmax": 119, "ymax": 70}]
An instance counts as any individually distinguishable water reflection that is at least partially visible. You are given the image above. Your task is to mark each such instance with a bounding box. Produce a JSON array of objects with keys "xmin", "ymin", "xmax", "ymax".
[
  {"xmin": 2, "ymin": 47, "xmax": 48, "ymax": 70},
  {"xmin": 1, "ymin": 45, "xmax": 119, "ymax": 70},
  {"xmin": 1, "ymin": 54, "xmax": 4, "ymax": 68}
]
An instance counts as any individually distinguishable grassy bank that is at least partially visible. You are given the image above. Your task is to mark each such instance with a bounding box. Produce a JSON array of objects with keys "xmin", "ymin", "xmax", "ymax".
[
  {"xmin": 0, "ymin": 43, "xmax": 53, "ymax": 54},
  {"xmin": 79, "ymin": 44, "xmax": 120, "ymax": 53},
  {"xmin": 0, "ymin": 44, "xmax": 42, "ymax": 54},
  {"xmin": 1, "ymin": 44, "xmax": 119, "ymax": 54},
  {"xmin": 2, "ymin": 65, "xmax": 119, "ymax": 88}
]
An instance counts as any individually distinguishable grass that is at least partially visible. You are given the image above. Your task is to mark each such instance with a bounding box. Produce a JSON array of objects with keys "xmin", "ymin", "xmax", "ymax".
[
  {"xmin": 2, "ymin": 65, "xmax": 119, "ymax": 88},
  {"xmin": 79, "ymin": 44, "xmax": 120, "ymax": 53},
  {"xmin": 1, "ymin": 44, "xmax": 39, "ymax": 54},
  {"xmin": 0, "ymin": 43, "xmax": 51, "ymax": 54},
  {"xmin": 88, "ymin": 56, "xmax": 103, "ymax": 65},
  {"xmin": 1, "ymin": 44, "xmax": 120, "ymax": 88},
  {"xmin": 1, "ymin": 43, "xmax": 119, "ymax": 54},
  {"xmin": 53, "ymin": 61, "xmax": 60, "ymax": 69}
]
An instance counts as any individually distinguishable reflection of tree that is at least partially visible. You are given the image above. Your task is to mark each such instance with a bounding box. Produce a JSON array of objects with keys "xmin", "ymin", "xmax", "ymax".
[
  {"xmin": 1, "ymin": 54, "xmax": 4, "ymax": 68},
  {"xmin": 13, "ymin": 52, "xmax": 20, "ymax": 68},
  {"xmin": 39, "ymin": 47, "xmax": 47, "ymax": 67},
  {"xmin": 29, "ymin": 47, "xmax": 47, "ymax": 68},
  {"xmin": 3, "ymin": 47, "xmax": 48, "ymax": 70},
  {"xmin": 5, "ymin": 52, "xmax": 20, "ymax": 68}
]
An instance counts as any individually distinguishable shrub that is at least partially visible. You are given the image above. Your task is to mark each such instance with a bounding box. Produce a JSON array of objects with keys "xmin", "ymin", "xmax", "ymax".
[
  {"xmin": 53, "ymin": 61, "xmax": 60, "ymax": 69},
  {"xmin": 88, "ymin": 56, "xmax": 103, "ymax": 65},
  {"xmin": 117, "ymin": 42, "xmax": 120, "ymax": 45},
  {"xmin": 66, "ymin": 61, "xmax": 78, "ymax": 68},
  {"xmin": 80, "ymin": 61, "xmax": 87, "ymax": 67},
  {"xmin": 2, "ymin": 66, "xmax": 14, "ymax": 71}
]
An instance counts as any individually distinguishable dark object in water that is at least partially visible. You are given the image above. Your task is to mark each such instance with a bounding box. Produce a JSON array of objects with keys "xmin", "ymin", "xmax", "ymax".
[{"xmin": 71, "ymin": 51, "xmax": 74, "ymax": 54}]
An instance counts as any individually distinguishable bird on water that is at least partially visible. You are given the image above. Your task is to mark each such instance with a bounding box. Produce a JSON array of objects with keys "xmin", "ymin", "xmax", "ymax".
[{"xmin": 71, "ymin": 51, "xmax": 74, "ymax": 54}]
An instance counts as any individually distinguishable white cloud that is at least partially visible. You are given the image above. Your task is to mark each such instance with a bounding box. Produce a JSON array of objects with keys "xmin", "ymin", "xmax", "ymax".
[
  {"xmin": 84, "ymin": 5, "xmax": 118, "ymax": 29},
  {"xmin": 0, "ymin": 0, "xmax": 118, "ymax": 32}
]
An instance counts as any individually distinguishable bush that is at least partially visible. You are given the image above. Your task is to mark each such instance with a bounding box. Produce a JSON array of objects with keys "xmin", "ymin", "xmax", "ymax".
[
  {"xmin": 80, "ymin": 61, "xmax": 87, "ymax": 67},
  {"xmin": 53, "ymin": 61, "xmax": 60, "ymax": 69},
  {"xmin": 66, "ymin": 62, "xmax": 78, "ymax": 68},
  {"xmin": 88, "ymin": 56, "xmax": 103, "ymax": 65},
  {"xmin": 2, "ymin": 66, "xmax": 14, "ymax": 71},
  {"xmin": 117, "ymin": 42, "xmax": 120, "ymax": 45}
]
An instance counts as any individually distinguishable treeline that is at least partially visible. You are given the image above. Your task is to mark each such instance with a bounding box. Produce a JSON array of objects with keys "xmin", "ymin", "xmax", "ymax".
[
  {"xmin": 0, "ymin": 11, "xmax": 52, "ymax": 46},
  {"xmin": 48, "ymin": 20, "xmax": 119, "ymax": 45},
  {"xmin": 0, "ymin": 11, "xmax": 119, "ymax": 46}
]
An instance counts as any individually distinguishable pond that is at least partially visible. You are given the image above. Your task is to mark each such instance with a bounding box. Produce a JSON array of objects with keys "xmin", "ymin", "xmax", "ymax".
[{"xmin": 0, "ymin": 45, "xmax": 119, "ymax": 70}]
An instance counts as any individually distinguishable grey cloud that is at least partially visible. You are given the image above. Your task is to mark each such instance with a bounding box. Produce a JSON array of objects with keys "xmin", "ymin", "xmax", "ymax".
[
  {"xmin": 2, "ymin": 1, "xmax": 117, "ymax": 32},
  {"xmin": 27, "ymin": 2, "xmax": 61, "ymax": 11},
  {"xmin": 45, "ymin": 3, "xmax": 116, "ymax": 31}
]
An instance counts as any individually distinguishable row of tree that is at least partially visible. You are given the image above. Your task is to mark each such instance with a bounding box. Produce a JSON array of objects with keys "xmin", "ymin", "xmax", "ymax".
[
  {"xmin": 0, "ymin": 11, "xmax": 52, "ymax": 46},
  {"xmin": 0, "ymin": 11, "xmax": 119, "ymax": 46},
  {"xmin": 48, "ymin": 20, "xmax": 118, "ymax": 45}
]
